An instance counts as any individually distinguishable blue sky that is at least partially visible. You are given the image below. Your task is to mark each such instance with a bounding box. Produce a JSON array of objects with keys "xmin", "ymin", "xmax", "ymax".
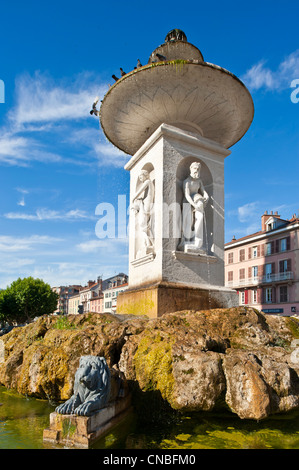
[{"xmin": 0, "ymin": 0, "xmax": 298, "ymax": 289}]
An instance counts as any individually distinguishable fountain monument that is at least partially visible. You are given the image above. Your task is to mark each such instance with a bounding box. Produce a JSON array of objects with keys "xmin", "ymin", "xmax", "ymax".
[{"xmin": 99, "ymin": 29, "xmax": 254, "ymax": 317}]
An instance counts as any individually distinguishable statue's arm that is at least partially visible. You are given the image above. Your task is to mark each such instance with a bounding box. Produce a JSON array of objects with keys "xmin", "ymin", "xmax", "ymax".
[
  {"xmin": 184, "ymin": 181, "xmax": 196, "ymax": 208},
  {"xmin": 132, "ymin": 180, "xmax": 149, "ymax": 202},
  {"xmin": 199, "ymin": 180, "xmax": 209, "ymax": 203}
]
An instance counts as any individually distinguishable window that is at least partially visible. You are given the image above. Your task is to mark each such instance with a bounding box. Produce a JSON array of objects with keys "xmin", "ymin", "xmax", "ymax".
[
  {"xmin": 265, "ymin": 263, "xmax": 272, "ymax": 281},
  {"xmin": 252, "ymin": 289, "xmax": 257, "ymax": 304},
  {"xmin": 252, "ymin": 246, "xmax": 258, "ymax": 258},
  {"xmin": 105, "ymin": 301, "xmax": 112, "ymax": 309},
  {"xmin": 279, "ymin": 286, "xmax": 288, "ymax": 303},
  {"xmin": 252, "ymin": 266, "xmax": 258, "ymax": 279},
  {"xmin": 266, "ymin": 243, "xmax": 272, "ymax": 255},
  {"xmin": 265, "ymin": 288, "xmax": 272, "ymax": 303},
  {"xmin": 240, "ymin": 292, "xmax": 245, "ymax": 304},
  {"xmin": 228, "ymin": 271, "xmax": 233, "ymax": 282},
  {"xmin": 228, "ymin": 252, "xmax": 234, "ymax": 264},
  {"xmin": 279, "ymin": 259, "xmax": 289, "ymax": 273},
  {"xmin": 280, "ymin": 238, "xmax": 287, "ymax": 252},
  {"xmin": 239, "ymin": 249, "xmax": 245, "ymax": 262},
  {"xmin": 239, "ymin": 269, "xmax": 245, "ymax": 280}
]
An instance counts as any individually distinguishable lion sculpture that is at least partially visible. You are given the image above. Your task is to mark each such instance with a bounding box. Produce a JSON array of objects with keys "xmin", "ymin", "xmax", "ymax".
[{"xmin": 55, "ymin": 356, "xmax": 111, "ymax": 416}]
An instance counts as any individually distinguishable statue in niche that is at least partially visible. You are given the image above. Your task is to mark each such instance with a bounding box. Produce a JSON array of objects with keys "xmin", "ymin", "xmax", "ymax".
[
  {"xmin": 131, "ymin": 169, "xmax": 155, "ymax": 257},
  {"xmin": 178, "ymin": 161, "xmax": 209, "ymax": 253}
]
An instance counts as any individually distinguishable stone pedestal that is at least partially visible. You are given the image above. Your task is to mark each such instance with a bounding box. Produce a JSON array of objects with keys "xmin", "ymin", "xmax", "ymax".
[
  {"xmin": 43, "ymin": 395, "xmax": 132, "ymax": 448},
  {"xmin": 116, "ymin": 124, "xmax": 238, "ymax": 317},
  {"xmin": 117, "ymin": 281, "xmax": 238, "ymax": 318}
]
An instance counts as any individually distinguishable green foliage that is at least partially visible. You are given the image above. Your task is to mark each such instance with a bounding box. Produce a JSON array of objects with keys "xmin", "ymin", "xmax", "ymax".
[
  {"xmin": 53, "ymin": 315, "xmax": 76, "ymax": 330},
  {"xmin": 0, "ymin": 277, "xmax": 58, "ymax": 325}
]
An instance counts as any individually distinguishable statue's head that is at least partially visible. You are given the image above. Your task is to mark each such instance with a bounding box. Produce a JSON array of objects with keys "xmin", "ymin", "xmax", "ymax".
[
  {"xmin": 75, "ymin": 356, "xmax": 110, "ymax": 394},
  {"xmin": 139, "ymin": 169, "xmax": 149, "ymax": 182},
  {"xmin": 190, "ymin": 162, "xmax": 201, "ymax": 179}
]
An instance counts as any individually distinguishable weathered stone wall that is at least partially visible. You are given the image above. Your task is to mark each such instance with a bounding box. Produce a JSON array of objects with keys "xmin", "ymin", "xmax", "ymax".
[{"xmin": 0, "ymin": 308, "xmax": 298, "ymax": 420}]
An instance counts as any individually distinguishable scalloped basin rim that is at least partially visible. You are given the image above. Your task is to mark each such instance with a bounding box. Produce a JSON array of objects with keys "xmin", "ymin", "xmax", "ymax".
[{"xmin": 100, "ymin": 60, "xmax": 254, "ymax": 155}]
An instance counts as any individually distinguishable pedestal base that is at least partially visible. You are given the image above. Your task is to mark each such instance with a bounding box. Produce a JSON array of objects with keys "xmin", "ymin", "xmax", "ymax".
[
  {"xmin": 117, "ymin": 282, "xmax": 238, "ymax": 318},
  {"xmin": 43, "ymin": 395, "xmax": 132, "ymax": 448}
]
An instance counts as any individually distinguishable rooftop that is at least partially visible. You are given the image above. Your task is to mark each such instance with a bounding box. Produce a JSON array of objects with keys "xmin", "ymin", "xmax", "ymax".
[{"xmin": 225, "ymin": 211, "xmax": 299, "ymax": 248}]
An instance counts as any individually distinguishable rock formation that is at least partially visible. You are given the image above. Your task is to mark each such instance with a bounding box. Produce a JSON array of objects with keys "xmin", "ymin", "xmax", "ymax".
[{"xmin": 0, "ymin": 308, "xmax": 298, "ymax": 420}]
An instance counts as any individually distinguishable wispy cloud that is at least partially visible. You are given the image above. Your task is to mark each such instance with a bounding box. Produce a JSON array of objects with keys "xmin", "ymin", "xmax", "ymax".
[
  {"xmin": 242, "ymin": 49, "xmax": 299, "ymax": 91},
  {"xmin": 9, "ymin": 71, "xmax": 104, "ymax": 128},
  {"xmin": 0, "ymin": 235, "xmax": 63, "ymax": 252},
  {"xmin": 237, "ymin": 201, "xmax": 260, "ymax": 223},
  {"xmin": 77, "ymin": 237, "xmax": 128, "ymax": 253},
  {"xmin": 0, "ymin": 71, "xmax": 129, "ymax": 168},
  {"xmin": 4, "ymin": 208, "xmax": 95, "ymax": 221}
]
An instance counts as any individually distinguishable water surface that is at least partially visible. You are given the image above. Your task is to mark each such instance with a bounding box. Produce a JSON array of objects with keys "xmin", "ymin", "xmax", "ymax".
[{"xmin": 1, "ymin": 386, "xmax": 299, "ymax": 449}]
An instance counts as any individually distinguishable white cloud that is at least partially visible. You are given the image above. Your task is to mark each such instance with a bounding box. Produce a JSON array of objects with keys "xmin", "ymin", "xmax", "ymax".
[
  {"xmin": 77, "ymin": 237, "xmax": 128, "ymax": 253},
  {"xmin": 0, "ymin": 131, "xmax": 64, "ymax": 166},
  {"xmin": 4, "ymin": 208, "xmax": 94, "ymax": 221},
  {"xmin": 0, "ymin": 235, "xmax": 63, "ymax": 252},
  {"xmin": 10, "ymin": 72, "xmax": 105, "ymax": 128},
  {"xmin": 237, "ymin": 201, "xmax": 260, "ymax": 223},
  {"xmin": 242, "ymin": 49, "xmax": 299, "ymax": 91},
  {"xmin": 0, "ymin": 71, "xmax": 129, "ymax": 168},
  {"xmin": 17, "ymin": 197, "xmax": 25, "ymax": 206}
]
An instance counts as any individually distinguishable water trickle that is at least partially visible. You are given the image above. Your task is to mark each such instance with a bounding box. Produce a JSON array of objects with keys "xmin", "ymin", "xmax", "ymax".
[
  {"xmin": 203, "ymin": 211, "xmax": 212, "ymax": 309},
  {"xmin": 63, "ymin": 402, "xmax": 76, "ymax": 449}
]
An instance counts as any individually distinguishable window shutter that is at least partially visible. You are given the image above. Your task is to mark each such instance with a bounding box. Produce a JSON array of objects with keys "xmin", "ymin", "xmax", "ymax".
[
  {"xmin": 248, "ymin": 247, "xmax": 252, "ymax": 259},
  {"xmin": 279, "ymin": 260, "xmax": 283, "ymax": 273},
  {"xmin": 272, "ymin": 262, "xmax": 275, "ymax": 274},
  {"xmin": 275, "ymin": 240, "xmax": 279, "ymax": 253},
  {"xmin": 257, "ymin": 245, "xmax": 260, "ymax": 257},
  {"xmin": 286, "ymin": 236, "xmax": 290, "ymax": 250},
  {"xmin": 271, "ymin": 241, "xmax": 275, "ymax": 253},
  {"xmin": 287, "ymin": 259, "xmax": 291, "ymax": 272},
  {"xmin": 257, "ymin": 288, "xmax": 262, "ymax": 303},
  {"xmin": 248, "ymin": 267, "xmax": 252, "ymax": 278},
  {"xmin": 272, "ymin": 287, "xmax": 276, "ymax": 303},
  {"xmin": 260, "ymin": 244, "xmax": 264, "ymax": 256},
  {"xmin": 245, "ymin": 290, "xmax": 249, "ymax": 304}
]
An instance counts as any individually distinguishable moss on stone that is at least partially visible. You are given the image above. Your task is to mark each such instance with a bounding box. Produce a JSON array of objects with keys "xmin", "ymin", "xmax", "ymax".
[{"xmin": 133, "ymin": 333, "xmax": 175, "ymax": 405}]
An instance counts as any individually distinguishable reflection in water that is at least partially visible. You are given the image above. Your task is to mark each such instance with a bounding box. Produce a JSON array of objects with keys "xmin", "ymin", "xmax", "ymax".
[{"xmin": 1, "ymin": 386, "xmax": 299, "ymax": 449}]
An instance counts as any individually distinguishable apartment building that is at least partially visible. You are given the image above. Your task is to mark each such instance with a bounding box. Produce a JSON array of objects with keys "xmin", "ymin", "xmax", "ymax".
[
  {"xmin": 52, "ymin": 285, "xmax": 82, "ymax": 314},
  {"xmin": 79, "ymin": 277, "xmax": 103, "ymax": 313},
  {"xmin": 225, "ymin": 211, "xmax": 299, "ymax": 316},
  {"xmin": 65, "ymin": 273, "xmax": 128, "ymax": 314},
  {"xmin": 102, "ymin": 274, "xmax": 128, "ymax": 313},
  {"xmin": 68, "ymin": 292, "xmax": 81, "ymax": 315},
  {"xmin": 89, "ymin": 294, "xmax": 104, "ymax": 314}
]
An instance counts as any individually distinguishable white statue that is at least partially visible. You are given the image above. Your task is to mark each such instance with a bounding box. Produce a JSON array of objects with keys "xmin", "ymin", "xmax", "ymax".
[
  {"xmin": 131, "ymin": 169, "xmax": 155, "ymax": 256},
  {"xmin": 178, "ymin": 161, "xmax": 209, "ymax": 253}
]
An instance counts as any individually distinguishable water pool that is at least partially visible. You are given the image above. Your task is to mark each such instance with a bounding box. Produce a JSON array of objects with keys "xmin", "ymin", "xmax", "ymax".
[{"xmin": 1, "ymin": 386, "xmax": 299, "ymax": 449}]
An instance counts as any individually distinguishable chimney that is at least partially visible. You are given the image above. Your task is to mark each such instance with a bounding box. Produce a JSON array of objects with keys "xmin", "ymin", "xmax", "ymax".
[
  {"xmin": 97, "ymin": 276, "xmax": 102, "ymax": 291},
  {"xmin": 261, "ymin": 210, "xmax": 268, "ymax": 231}
]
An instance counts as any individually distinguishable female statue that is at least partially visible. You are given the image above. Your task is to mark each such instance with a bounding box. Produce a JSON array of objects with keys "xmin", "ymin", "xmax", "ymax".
[{"xmin": 131, "ymin": 169, "xmax": 155, "ymax": 255}]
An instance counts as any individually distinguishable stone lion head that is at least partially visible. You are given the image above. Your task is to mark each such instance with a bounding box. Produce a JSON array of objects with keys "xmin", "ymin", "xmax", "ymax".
[{"xmin": 74, "ymin": 356, "xmax": 111, "ymax": 397}]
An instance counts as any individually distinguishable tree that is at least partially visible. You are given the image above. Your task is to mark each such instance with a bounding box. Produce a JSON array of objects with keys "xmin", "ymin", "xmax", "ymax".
[{"xmin": 0, "ymin": 277, "xmax": 59, "ymax": 325}]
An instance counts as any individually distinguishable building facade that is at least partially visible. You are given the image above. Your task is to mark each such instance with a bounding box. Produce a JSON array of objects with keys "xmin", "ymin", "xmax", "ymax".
[
  {"xmin": 103, "ymin": 274, "xmax": 128, "ymax": 313},
  {"xmin": 89, "ymin": 295, "xmax": 104, "ymax": 314},
  {"xmin": 52, "ymin": 285, "xmax": 82, "ymax": 314},
  {"xmin": 79, "ymin": 278, "xmax": 103, "ymax": 314},
  {"xmin": 225, "ymin": 211, "xmax": 299, "ymax": 316},
  {"xmin": 68, "ymin": 292, "xmax": 81, "ymax": 315}
]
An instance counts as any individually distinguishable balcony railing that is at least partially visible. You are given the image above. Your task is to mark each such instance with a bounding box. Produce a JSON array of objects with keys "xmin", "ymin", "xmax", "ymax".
[{"xmin": 227, "ymin": 271, "xmax": 294, "ymax": 288}]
